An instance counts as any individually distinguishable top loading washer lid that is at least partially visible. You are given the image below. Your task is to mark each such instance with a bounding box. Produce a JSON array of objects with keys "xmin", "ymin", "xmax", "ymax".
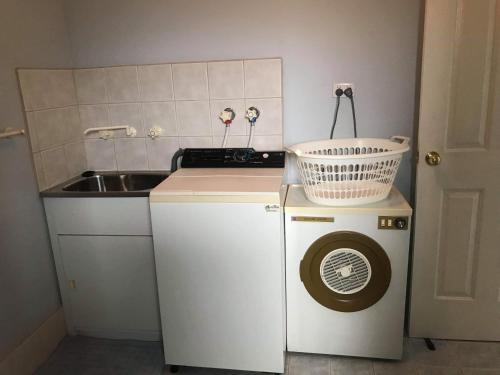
[
  {"xmin": 285, "ymin": 184, "xmax": 412, "ymax": 216},
  {"xmin": 150, "ymin": 168, "xmax": 285, "ymax": 203}
]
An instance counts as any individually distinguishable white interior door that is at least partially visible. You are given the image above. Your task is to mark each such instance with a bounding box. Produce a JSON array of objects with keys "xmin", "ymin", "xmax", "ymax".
[{"xmin": 410, "ymin": 0, "xmax": 500, "ymax": 340}]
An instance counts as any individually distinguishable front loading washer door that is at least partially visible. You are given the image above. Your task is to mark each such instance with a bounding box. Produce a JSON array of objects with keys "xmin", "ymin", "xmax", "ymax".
[{"xmin": 300, "ymin": 231, "xmax": 391, "ymax": 312}]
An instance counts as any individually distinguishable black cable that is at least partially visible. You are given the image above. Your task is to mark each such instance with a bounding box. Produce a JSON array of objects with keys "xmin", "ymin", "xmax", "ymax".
[
  {"xmin": 344, "ymin": 88, "xmax": 358, "ymax": 138},
  {"xmin": 330, "ymin": 88, "xmax": 344, "ymax": 139},
  {"xmin": 349, "ymin": 96, "xmax": 358, "ymax": 138}
]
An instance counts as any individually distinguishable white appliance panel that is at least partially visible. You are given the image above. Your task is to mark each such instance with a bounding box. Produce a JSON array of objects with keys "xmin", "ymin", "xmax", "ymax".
[
  {"xmin": 285, "ymin": 185, "xmax": 412, "ymax": 360},
  {"xmin": 151, "ymin": 201, "xmax": 285, "ymax": 372}
]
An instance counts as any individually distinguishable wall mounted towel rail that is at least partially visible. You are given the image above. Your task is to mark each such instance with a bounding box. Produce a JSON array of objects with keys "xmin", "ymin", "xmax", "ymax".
[
  {"xmin": 84, "ymin": 125, "xmax": 137, "ymax": 138},
  {"xmin": 0, "ymin": 128, "xmax": 25, "ymax": 139}
]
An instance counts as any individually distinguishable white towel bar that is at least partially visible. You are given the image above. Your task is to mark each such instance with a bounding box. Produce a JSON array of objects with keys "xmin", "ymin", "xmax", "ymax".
[
  {"xmin": 0, "ymin": 128, "xmax": 25, "ymax": 139},
  {"xmin": 84, "ymin": 125, "xmax": 137, "ymax": 137}
]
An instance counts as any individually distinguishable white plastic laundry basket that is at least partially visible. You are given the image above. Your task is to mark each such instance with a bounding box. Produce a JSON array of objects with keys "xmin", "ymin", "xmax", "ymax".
[{"xmin": 287, "ymin": 136, "xmax": 410, "ymax": 206}]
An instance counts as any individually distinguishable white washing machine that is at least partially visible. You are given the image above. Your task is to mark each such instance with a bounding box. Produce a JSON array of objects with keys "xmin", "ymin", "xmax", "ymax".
[
  {"xmin": 285, "ymin": 185, "xmax": 412, "ymax": 360},
  {"xmin": 150, "ymin": 148, "xmax": 286, "ymax": 373}
]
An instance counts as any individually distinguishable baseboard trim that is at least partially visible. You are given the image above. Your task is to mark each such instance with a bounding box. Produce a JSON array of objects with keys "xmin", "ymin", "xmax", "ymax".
[{"xmin": 0, "ymin": 308, "xmax": 67, "ymax": 375}]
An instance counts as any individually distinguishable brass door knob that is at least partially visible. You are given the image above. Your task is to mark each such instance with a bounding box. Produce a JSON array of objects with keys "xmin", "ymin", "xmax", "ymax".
[{"xmin": 425, "ymin": 151, "xmax": 441, "ymax": 166}]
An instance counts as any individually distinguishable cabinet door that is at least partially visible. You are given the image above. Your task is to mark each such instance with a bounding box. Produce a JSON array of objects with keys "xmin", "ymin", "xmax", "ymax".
[{"xmin": 59, "ymin": 235, "xmax": 160, "ymax": 339}]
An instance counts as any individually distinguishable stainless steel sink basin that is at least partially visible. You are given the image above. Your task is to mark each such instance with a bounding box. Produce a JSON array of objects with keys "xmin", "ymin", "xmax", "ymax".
[
  {"xmin": 122, "ymin": 174, "xmax": 167, "ymax": 191},
  {"xmin": 62, "ymin": 173, "xmax": 168, "ymax": 192}
]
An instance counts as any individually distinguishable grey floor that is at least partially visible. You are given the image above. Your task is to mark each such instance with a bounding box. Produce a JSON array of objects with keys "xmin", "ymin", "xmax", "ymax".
[{"xmin": 35, "ymin": 336, "xmax": 500, "ymax": 375}]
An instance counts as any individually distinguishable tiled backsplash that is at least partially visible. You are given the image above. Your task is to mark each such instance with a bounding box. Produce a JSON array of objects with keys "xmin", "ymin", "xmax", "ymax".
[
  {"xmin": 18, "ymin": 58, "xmax": 283, "ymax": 191},
  {"xmin": 19, "ymin": 69, "xmax": 86, "ymax": 191}
]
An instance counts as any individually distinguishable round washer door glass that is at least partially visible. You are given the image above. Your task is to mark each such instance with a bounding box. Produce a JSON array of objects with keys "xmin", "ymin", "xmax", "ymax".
[{"xmin": 300, "ymin": 231, "xmax": 391, "ymax": 312}]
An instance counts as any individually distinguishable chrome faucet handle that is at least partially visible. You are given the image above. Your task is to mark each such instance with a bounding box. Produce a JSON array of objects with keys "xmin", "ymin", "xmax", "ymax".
[
  {"xmin": 245, "ymin": 107, "xmax": 260, "ymax": 123},
  {"xmin": 219, "ymin": 108, "xmax": 236, "ymax": 125}
]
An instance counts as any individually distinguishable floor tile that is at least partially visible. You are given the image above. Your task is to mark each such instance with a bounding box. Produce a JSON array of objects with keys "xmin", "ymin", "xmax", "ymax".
[
  {"xmin": 455, "ymin": 341, "xmax": 500, "ymax": 369},
  {"xmin": 35, "ymin": 336, "xmax": 500, "ymax": 375},
  {"xmin": 287, "ymin": 352, "xmax": 330, "ymax": 375},
  {"xmin": 405, "ymin": 338, "xmax": 460, "ymax": 367},
  {"xmin": 416, "ymin": 366, "xmax": 462, "ymax": 375},
  {"xmin": 36, "ymin": 336, "xmax": 163, "ymax": 375},
  {"xmin": 165, "ymin": 367, "xmax": 255, "ymax": 375},
  {"xmin": 461, "ymin": 369, "xmax": 500, "ymax": 375},
  {"xmin": 330, "ymin": 356, "xmax": 374, "ymax": 375},
  {"xmin": 373, "ymin": 360, "xmax": 420, "ymax": 375}
]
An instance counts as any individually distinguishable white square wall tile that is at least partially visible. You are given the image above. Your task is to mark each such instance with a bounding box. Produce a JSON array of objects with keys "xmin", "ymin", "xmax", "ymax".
[
  {"xmin": 212, "ymin": 135, "xmax": 248, "ymax": 148},
  {"xmin": 176, "ymin": 101, "xmax": 211, "ymax": 136},
  {"xmin": 26, "ymin": 112, "xmax": 39, "ymax": 152},
  {"xmin": 79, "ymin": 104, "xmax": 109, "ymax": 139},
  {"xmin": 41, "ymin": 147, "xmax": 69, "ymax": 188},
  {"xmin": 142, "ymin": 102, "xmax": 177, "ymax": 136},
  {"xmin": 64, "ymin": 141, "xmax": 87, "ymax": 177},
  {"xmin": 179, "ymin": 137, "xmax": 212, "ymax": 148},
  {"xmin": 62, "ymin": 106, "xmax": 82, "ymax": 144},
  {"xmin": 138, "ymin": 64, "xmax": 174, "ymax": 101},
  {"xmin": 172, "ymin": 63, "xmax": 208, "ymax": 100},
  {"xmin": 114, "ymin": 138, "xmax": 148, "ymax": 170},
  {"xmin": 210, "ymin": 99, "xmax": 247, "ymax": 136},
  {"xmin": 85, "ymin": 139, "xmax": 117, "ymax": 171},
  {"xmin": 18, "ymin": 69, "xmax": 50, "ymax": 110},
  {"xmin": 105, "ymin": 66, "xmax": 139, "ymax": 103},
  {"xmin": 244, "ymin": 59, "xmax": 282, "ymax": 98},
  {"xmin": 251, "ymin": 135, "xmax": 283, "ymax": 151},
  {"xmin": 47, "ymin": 70, "xmax": 78, "ymax": 108},
  {"xmin": 245, "ymin": 98, "xmax": 282, "ymax": 135},
  {"xmin": 208, "ymin": 61, "xmax": 244, "ymax": 99},
  {"xmin": 146, "ymin": 137, "xmax": 180, "ymax": 170},
  {"xmin": 108, "ymin": 103, "xmax": 144, "ymax": 137},
  {"xmin": 32, "ymin": 152, "xmax": 46, "ymax": 191},
  {"xmin": 18, "ymin": 69, "xmax": 77, "ymax": 110},
  {"xmin": 74, "ymin": 68, "xmax": 108, "ymax": 104},
  {"xmin": 33, "ymin": 108, "xmax": 68, "ymax": 150},
  {"xmin": 34, "ymin": 107, "xmax": 81, "ymax": 148}
]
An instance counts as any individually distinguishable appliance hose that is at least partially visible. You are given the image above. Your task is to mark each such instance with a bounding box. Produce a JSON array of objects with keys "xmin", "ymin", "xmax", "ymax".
[
  {"xmin": 222, "ymin": 125, "xmax": 230, "ymax": 147},
  {"xmin": 170, "ymin": 148, "xmax": 184, "ymax": 173},
  {"xmin": 247, "ymin": 124, "xmax": 255, "ymax": 148}
]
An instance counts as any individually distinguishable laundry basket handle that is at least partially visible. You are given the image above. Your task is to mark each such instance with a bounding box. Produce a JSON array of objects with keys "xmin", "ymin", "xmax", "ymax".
[
  {"xmin": 284, "ymin": 146, "xmax": 301, "ymax": 156},
  {"xmin": 390, "ymin": 136, "xmax": 410, "ymax": 145}
]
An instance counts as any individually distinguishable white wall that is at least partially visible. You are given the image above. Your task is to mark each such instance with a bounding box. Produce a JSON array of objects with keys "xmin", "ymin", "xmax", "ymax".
[
  {"xmin": 64, "ymin": 0, "xmax": 421, "ymax": 198},
  {"xmin": 0, "ymin": 0, "xmax": 73, "ymax": 359}
]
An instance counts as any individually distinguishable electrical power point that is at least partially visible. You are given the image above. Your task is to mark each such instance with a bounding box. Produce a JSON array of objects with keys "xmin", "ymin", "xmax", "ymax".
[{"xmin": 334, "ymin": 83, "xmax": 355, "ymax": 96}]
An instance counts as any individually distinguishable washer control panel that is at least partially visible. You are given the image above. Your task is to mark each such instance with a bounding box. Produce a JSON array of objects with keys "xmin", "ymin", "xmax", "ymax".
[
  {"xmin": 378, "ymin": 216, "xmax": 409, "ymax": 230},
  {"xmin": 181, "ymin": 148, "xmax": 285, "ymax": 168}
]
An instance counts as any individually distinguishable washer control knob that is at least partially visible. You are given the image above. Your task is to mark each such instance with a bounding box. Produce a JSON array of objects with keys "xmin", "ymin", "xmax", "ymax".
[
  {"xmin": 263, "ymin": 153, "xmax": 269, "ymax": 159},
  {"xmin": 394, "ymin": 217, "xmax": 407, "ymax": 229}
]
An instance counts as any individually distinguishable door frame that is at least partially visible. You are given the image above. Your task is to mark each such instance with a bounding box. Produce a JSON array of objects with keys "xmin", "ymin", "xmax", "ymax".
[{"xmin": 406, "ymin": 0, "xmax": 426, "ymax": 335}]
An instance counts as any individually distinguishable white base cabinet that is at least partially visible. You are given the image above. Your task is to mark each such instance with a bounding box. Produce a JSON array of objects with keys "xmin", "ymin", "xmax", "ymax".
[{"xmin": 44, "ymin": 197, "xmax": 161, "ymax": 341}]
